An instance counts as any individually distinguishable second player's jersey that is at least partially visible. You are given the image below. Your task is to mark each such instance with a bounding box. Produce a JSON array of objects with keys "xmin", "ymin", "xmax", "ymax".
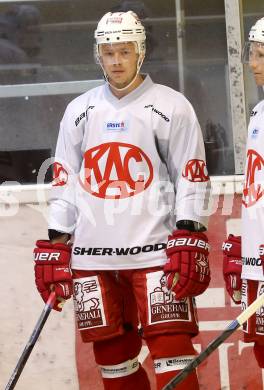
[
  {"xmin": 242, "ymin": 99, "xmax": 264, "ymax": 281},
  {"xmin": 49, "ymin": 75, "xmax": 210, "ymax": 270}
]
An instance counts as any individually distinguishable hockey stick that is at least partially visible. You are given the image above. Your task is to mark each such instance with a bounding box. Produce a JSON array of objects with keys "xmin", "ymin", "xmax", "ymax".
[
  {"xmin": 5, "ymin": 291, "xmax": 57, "ymax": 390},
  {"xmin": 162, "ymin": 292, "xmax": 264, "ymax": 390}
]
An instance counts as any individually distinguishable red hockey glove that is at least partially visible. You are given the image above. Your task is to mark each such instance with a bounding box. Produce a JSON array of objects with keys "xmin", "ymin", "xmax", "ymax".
[
  {"xmin": 222, "ymin": 234, "xmax": 242, "ymax": 304},
  {"xmin": 34, "ymin": 240, "xmax": 73, "ymax": 311},
  {"xmin": 164, "ymin": 229, "xmax": 210, "ymax": 299}
]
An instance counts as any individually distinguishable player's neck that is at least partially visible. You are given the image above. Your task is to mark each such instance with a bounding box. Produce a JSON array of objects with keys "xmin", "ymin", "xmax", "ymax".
[{"xmin": 109, "ymin": 74, "xmax": 144, "ymax": 99}]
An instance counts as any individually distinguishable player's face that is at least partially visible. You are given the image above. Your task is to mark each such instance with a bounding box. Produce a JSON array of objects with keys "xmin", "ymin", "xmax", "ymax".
[
  {"xmin": 249, "ymin": 42, "xmax": 264, "ymax": 86},
  {"xmin": 99, "ymin": 42, "xmax": 139, "ymax": 88}
]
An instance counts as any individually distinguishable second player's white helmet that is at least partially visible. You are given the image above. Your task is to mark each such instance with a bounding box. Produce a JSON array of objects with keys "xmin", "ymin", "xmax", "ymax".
[
  {"xmin": 242, "ymin": 17, "xmax": 264, "ymax": 63},
  {"xmin": 248, "ymin": 17, "xmax": 264, "ymax": 43}
]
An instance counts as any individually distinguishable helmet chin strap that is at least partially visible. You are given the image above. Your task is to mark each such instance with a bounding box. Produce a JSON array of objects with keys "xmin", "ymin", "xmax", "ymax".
[{"xmin": 99, "ymin": 56, "xmax": 144, "ymax": 92}]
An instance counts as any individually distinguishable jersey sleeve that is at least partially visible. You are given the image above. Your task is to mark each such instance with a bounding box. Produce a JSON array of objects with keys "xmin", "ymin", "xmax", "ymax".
[
  {"xmin": 48, "ymin": 102, "xmax": 83, "ymax": 234},
  {"xmin": 168, "ymin": 97, "xmax": 211, "ymax": 228}
]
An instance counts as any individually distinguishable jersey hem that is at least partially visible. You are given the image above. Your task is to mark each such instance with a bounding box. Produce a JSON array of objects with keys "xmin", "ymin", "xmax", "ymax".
[
  {"xmin": 241, "ymin": 273, "xmax": 264, "ymax": 281},
  {"xmin": 71, "ymin": 258, "xmax": 166, "ymax": 271}
]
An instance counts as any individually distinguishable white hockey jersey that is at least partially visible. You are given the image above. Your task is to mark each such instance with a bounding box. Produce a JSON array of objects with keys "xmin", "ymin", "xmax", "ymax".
[
  {"xmin": 242, "ymin": 99, "xmax": 264, "ymax": 281},
  {"xmin": 48, "ymin": 75, "xmax": 210, "ymax": 270}
]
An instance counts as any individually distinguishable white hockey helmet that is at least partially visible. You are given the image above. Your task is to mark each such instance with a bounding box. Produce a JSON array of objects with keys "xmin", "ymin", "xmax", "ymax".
[
  {"xmin": 249, "ymin": 17, "xmax": 264, "ymax": 43},
  {"xmin": 242, "ymin": 17, "xmax": 264, "ymax": 63},
  {"xmin": 94, "ymin": 11, "xmax": 146, "ymax": 59}
]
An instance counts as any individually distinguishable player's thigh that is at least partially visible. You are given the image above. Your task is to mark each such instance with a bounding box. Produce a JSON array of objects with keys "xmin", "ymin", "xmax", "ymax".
[
  {"xmin": 72, "ymin": 269, "xmax": 138, "ymax": 342},
  {"xmin": 132, "ymin": 267, "xmax": 199, "ymax": 338},
  {"xmin": 132, "ymin": 267, "xmax": 199, "ymax": 389}
]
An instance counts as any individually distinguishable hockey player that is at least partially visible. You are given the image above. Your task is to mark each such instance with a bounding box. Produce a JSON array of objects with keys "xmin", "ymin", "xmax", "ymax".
[
  {"xmin": 33, "ymin": 11, "xmax": 211, "ymax": 390},
  {"xmin": 222, "ymin": 17, "xmax": 264, "ymax": 370}
]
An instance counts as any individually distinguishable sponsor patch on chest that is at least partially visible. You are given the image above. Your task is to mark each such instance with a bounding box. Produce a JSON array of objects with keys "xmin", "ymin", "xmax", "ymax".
[
  {"xmin": 251, "ymin": 128, "xmax": 259, "ymax": 139},
  {"xmin": 104, "ymin": 120, "xmax": 128, "ymax": 132}
]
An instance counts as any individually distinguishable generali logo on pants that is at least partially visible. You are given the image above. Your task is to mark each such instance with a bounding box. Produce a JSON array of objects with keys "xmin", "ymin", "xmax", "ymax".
[
  {"xmin": 73, "ymin": 276, "xmax": 106, "ymax": 330},
  {"xmin": 79, "ymin": 142, "xmax": 153, "ymax": 199},
  {"xmin": 147, "ymin": 271, "xmax": 190, "ymax": 324}
]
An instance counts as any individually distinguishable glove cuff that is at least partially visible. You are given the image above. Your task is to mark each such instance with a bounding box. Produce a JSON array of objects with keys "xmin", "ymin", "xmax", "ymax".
[
  {"xmin": 35, "ymin": 240, "xmax": 72, "ymax": 253},
  {"xmin": 222, "ymin": 235, "xmax": 241, "ymax": 257},
  {"xmin": 166, "ymin": 230, "xmax": 209, "ymax": 256}
]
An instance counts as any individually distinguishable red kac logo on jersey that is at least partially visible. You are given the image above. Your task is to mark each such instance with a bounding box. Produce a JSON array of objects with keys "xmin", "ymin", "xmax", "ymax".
[
  {"xmin": 52, "ymin": 162, "xmax": 68, "ymax": 186},
  {"xmin": 79, "ymin": 142, "xmax": 153, "ymax": 199},
  {"xmin": 182, "ymin": 159, "xmax": 209, "ymax": 182},
  {"xmin": 242, "ymin": 149, "xmax": 264, "ymax": 208}
]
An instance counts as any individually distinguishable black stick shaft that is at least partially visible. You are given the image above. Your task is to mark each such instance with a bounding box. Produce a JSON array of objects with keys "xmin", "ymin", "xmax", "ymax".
[
  {"xmin": 5, "ymin": 292, "xmax": 56, "ymax": 390},
  {"xmin": 163, "ymin": 292, "xmax": 264, "ymax": 390},
  {"xmin": 162, "ymin": 320, "xmax": 239, "ymax": 390}
]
